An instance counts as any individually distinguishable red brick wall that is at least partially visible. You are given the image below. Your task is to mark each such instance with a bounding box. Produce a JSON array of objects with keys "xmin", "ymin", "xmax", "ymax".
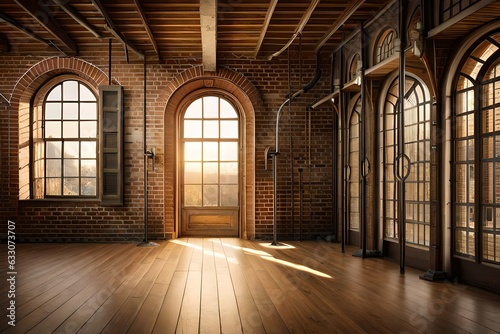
[{"xmin": 0, "ymin": 49, "xmax": 334, "ymax": 242}]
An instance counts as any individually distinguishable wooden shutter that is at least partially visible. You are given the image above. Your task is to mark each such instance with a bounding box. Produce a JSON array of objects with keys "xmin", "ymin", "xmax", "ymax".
[{"xmin": 99, "ymin": 85, "xmax": 124, "ymax": 205}]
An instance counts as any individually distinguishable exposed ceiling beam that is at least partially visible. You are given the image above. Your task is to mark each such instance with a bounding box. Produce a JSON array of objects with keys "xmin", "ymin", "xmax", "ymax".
[
  {"xmin": 268, "ymin": 0, "xmax": 321, "ymax": 60},
  {"xmin": 314, "ymin": 0, "xmax": 365, "ymax": 53},
  {"xmin": 14, "ymin": 0, "xmax": 78, "ymax": 55},
  {"xmin": 91, "ymin": 0, "xmax": 144, "ymax": 59},
  {"xmin": 253, "ymin": 0, "xmax": 279, "ymax": 59},
  {"xmin": 200, "ymin": 0, "xmax": 217, "ymax": 71},
  {"xmin": 133, "ymin": 0, "xmax": 161, "ymax": 62},
  {"xmin": 53, "ymin": 0, "xmax": 102, "ymax": 39},
  {"xmin": 0, "ymin": 12, "xmax": 56, "ymax": 50}
]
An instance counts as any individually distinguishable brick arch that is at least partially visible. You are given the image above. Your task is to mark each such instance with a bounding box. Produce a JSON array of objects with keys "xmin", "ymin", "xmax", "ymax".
[{"xmin": 162, "ymin": 66, "xmax": 260, "ymax": 240}]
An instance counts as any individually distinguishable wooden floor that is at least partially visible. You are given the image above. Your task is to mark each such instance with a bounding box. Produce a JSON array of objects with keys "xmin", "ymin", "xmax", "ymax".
[{"xmin": 1, "ymin": 238, "xmax": 499, "ymax": 333}]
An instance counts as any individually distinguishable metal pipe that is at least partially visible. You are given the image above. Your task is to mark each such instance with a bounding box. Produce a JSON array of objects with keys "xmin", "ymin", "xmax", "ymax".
[
  {"xmin": 288, "ymin": 47, "xmax": 294, "ymax": 240},
  {"xmin": 299, "ymin": 167, "xmax": 304, "ymax": 241},
  {"xmin": 360, "ymin": 22, "xmax": 367, "ymax": 258}
]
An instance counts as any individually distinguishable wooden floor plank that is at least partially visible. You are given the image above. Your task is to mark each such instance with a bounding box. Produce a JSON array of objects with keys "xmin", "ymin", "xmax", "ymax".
[{"xmin": 1, "ymin": 238, "xmax": 499, "ymax": 334}]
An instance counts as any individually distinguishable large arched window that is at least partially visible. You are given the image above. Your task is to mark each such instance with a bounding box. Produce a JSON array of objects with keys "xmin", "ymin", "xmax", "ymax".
[
  {"xmin": 454, "ymin": 31, "xmax": 500, "ymax": 264},
  {"xmin": 34, "ymin": 80, "xmax": 98, "ymax": 197},
  {"xmin": 375, "ymin": 29, "xmax": 396, "ymax": 64},
  {"xmin": 180, "ymin": 94, "xmax": 240, "ymax": 236},
  {"xmin": 381, "ymin": 75, "xmax": 431, "ymax": 246}
]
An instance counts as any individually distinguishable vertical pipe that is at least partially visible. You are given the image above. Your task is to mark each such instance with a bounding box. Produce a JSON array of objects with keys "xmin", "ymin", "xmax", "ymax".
[
  {"xmin": 272, "ymin": 152, "xmax": 279, "ymax": 245},
  {"xmin": 108, "ymin": 39, "xmax": 112, "ymax": 85},
  {"xmin": 398, "ymin": 0, "xmax": 407, "ymax": 274},
  {"xmin": 340, "ymin": 45, "xmax": 346, "ymax": 253},
  {"xmin": 360, "ymin": 22, "xmax": 367, "ymax": 258},
  {"xmin": 299, "ymin": 167, "xmax": 303, "ymax": 241},
  {"xmin": 288, "ymin": 46, "xmax": 294, "ymax": 240}
]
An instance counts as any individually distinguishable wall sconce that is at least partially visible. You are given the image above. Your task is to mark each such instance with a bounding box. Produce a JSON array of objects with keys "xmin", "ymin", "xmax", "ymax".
[
  {"xmin": 410, "ymin": 21, "xmax": 423, "ymax": 57},
  {"xmin": 355, "ymin": 60, "xmax": 362, "ymax": 86}
]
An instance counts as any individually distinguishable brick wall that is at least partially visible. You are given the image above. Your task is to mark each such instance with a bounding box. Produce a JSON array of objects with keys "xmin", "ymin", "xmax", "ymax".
[{"xmin": 0, "ymin": 49, "xmax": 334, "ymax": 242}]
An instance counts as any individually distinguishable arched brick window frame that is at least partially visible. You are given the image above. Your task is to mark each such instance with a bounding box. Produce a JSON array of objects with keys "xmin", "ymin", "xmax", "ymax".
[{"xmin": 161, "ymin": 66, "xmax": 260, "ymax": 239}]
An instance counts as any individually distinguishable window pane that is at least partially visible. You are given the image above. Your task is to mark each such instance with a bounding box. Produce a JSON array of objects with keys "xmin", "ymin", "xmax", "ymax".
[
  {"xmin": 81, "ymin": 103, "xmax": 97, "ymax": 120},
  {"xmin": 185, "ymin": 142, "xmax": 202, "ymax": 161},
  {"xmin": 81, "ymin": 160, "xmax": 96, "ymax": 177},
  {"xmin": 63, "ymin": 121, "xmax": 79, "ymax": 138},
  {"xmin": 184, "ymin": 120, "xmax": 202, "ymax": 138},
  {"xmin": 203, "ymin": 162, "xmax": 218, "ymax": 183},
  {"xmin": 46, "ymin": 141, "xmax": 62, "ymax": 158},
  {"xmin": 64, "ymin": 142, "xmax": 79, "ymax": 158},
  {"xmin": 80, "ymin": 84, "xmax": 96, "ymax": 102},
  {"xmin": 64, "ymin": 159, "xmax": 79, "ymax": 177},
  {"xmin": 185, "ymin": 162, "xmax": 202, "ymax": 183},
  {"xmin": 46, "ymin": 159, "xmax": 61, "ymax": 177},
  {"xmin": 221, "ymin": 185, "xmax": 238, "ymax": 206},
  {"xmin": 185, "ymin": 185, "xmax": 202, "ymax": 206},
  {"xmin": 204, "ymin": 120, "xmax": 219, "ymax": 138},
  {"xmin": 80, "ymin": 121, "xmax": 97, "ymax": 138},
  {"xmin": 220, "ymin": 99, "xmax": 237, "ymax": 118},
  {"xmin": 203, "ymin": 96, "xmax": 218, "ymax": 118},
  {"xmin": 220, "ymin": 162, "xmax": 238, "ymax": 184},
  {"xmin": 45, "ymin": 121, "xmax": 61, "ymax": 138},
  {"xmin": 47, "ymin": 85, "xmax": 61, "ymax": 101},
  {"xmin": 45, "ymin": 103, "xmax": 61, "ymax": 119},
  {"xmin": 63, "ymin": 178, "xmax": 79, "ymax": 195},
  {"xmin": 220, "ymin": 142, "xmax": 238, "ymax": 161},
  {"xmin": 63, "ymin": 81, "xmax": 79, "ymax": 101},
  {"xmin": 185, "ymin": 98, "xmax": 202, "ymax": 118},
  {"xmin": 220, "ymin": 121, "xmax": 238, "ymax": 138},
  {"xmin": 81, "ymin": 142, "xmax": 96, "ymax": 159},
  {"xmin": 63, "ymin": 102, "xmax": 78, "ymax": 120},
  {"xmin": 203, "ymin": 185, "xmax": 218, "ymax": 206},
  {"xmin": 203, "ymin": 142, "xmax": 218, "ymax": 161},
  {"xmin": 46, "ymin": 178, "xmax": 61, "ymax": 195},
  {"xmin": 81, "ymin": 178, "xmax": 96, "ymax": 196}
]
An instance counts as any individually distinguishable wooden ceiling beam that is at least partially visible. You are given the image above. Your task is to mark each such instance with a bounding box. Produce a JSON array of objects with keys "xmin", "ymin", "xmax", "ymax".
[
  {"xmin": 200, "ymin": 0, "xmax": 217, "ymax": 71},
  {"xmin": 13, "ymin": 0, "xmax": 78, "ymax": 55},
  {"xmin": 314, "ymin": 0, "xmax": 365, "ymax": 53},
  {"xmin": 0, "ymin": 12, "xmax": 54, "ymax": 48},
  {"xmin": 53, "ymin": 0, "xmax": 102, "ymax": 39},
  {"xmin": 253, "ymin": 0, "xmax": 279, "ymax": 59},
  {"xmin": 91, "ymin": 0, "xmax": 144, "ymax": 59},
  {"xmin": 133, "ymin": 0, "xmax": 161, "ymax": 62}
]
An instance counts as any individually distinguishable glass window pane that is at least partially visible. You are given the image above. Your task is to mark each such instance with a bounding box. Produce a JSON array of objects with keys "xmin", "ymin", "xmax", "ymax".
[
  {"xmin": 47, "ymin": 85, "xmax": 62, "ymax": 101},
  {"xmin": 64, "ymin": 159, "xmax": 79, "ymax": 177},
  {"xmin": 81, "ymin": 142, "xmax": 96, "ymax": 159},
  {"xmin": 204, "ymin": 120, "xmax": 219, "ymax": 138},
  {"xmin": 64, "ymin": 142, "xmax": 79, "ymax": 158},
  {"xmin": 46, "ymin": 141, "xmax": 62, "ymax": 158},
  {"xmin": 80, "ymin": 121, "xmax": 97, "ymax": 138},
  {"xmin": 185, "ymin": 142, "xmax": 202, "ymax": 161},
  {"xmin": 81, "ymin": 160, "xmax": 96, "ymax": 177},
  {"xmin": 63, "ymin": 102, "xmax": 78, "ymax": 120},
  {"xmin": 203, "ymin": 96, "xmax": 218, "ymax": 118},
  {"xmin": 185, "ymin": 98, "xmax": 202, "ymax": 118},
  {"xmin": 220, "ymin": 99, "xmax": 237, "ymax": 118},
  {"xmin": 220, "ymin": 162, "xmax": 238, "ymax": 184},
  {"xmin": 63, "ymin": 178, "xmax": 79, "ymax": 195},
  {"xmin": 203, "ymin": 162, "xmax": 218, "ymax": 183},
  {"xmin": 46, "ymin": 159, "xmax": 61, "ymax": 177},
  {"xmin": 185, "ymin": 162, "xmax": 202, "ymax": 184},
  {"xmin": 220, "ymin": 121, "xmax": 238, "ymax": 138},
  {"xmin": 63, "ymin": 121, "xmax": 79, "ymax": 138},
  {"xmin": 81, "ymin": 178, "xmax": 96, "ymax": 196},
  {"xmin": 185, "ymin": 185, "xmax": 202, "ymax": 206},
  {"xmin": 203, "ymin": 185, "xmax": 218, "ymax": 206},
  {"xmin": 46, "ymin": 178, "xmax": 61, "ymax": 195},
  {"xmin": 63, "ymin": 81, "xmax": 79, "ymax": 101},
  {"xmin": 220, "ymin": 142, "xmax": 238, "ymax": 161},
  {"xmin": 80, "ymin": 84, "xmax": 96, "ymax": 102},
  {"xmin": 221, "ymin": 185, "xmax": 238, "ymax": 206},
  {"xmin": 203, "ymin": 142, "xmax": 218, "ymax": 161},
  {"xmin": 81, "ymin": 103, "xmax": 97, "ymax": 120},
  {"xmin": 45, "ymin": 121, "xmax": 61, "ymax": 138},
  {"xmin": 45, "ymin": 103, "xmax": 61, "ymax": 119},
  {"xmin": 184, "ymin": 120, "xmax": 202, "ymax": 138}
]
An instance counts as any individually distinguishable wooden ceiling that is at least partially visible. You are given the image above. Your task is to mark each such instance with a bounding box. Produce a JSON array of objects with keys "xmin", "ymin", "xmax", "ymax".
[{"xmin": 0, "ymin": 0, "xmax": 392, "ymax": 66}]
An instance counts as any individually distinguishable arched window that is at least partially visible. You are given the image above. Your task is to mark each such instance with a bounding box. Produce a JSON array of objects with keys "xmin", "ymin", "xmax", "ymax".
[
  {"xmin": 34, "ymin": 80, "xmax": 98, "ymax": 197},
  {"xmin": 349, "ymin": 54, "xmax": 361, "ymax": 83},
  {"xmin": 180, "ymin": 94, "xmax": 240, "ymax": 236},
  {"xmin": 454, "ymin": 31, "xmax": 500, "ymax": 264},
  {"xmin": 375, "ymin": 29, "xmax": 396, "ymax": 64},
  {"xmin": 381, "ymin": 75, "xmax": 431, "ymax": 246}
]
